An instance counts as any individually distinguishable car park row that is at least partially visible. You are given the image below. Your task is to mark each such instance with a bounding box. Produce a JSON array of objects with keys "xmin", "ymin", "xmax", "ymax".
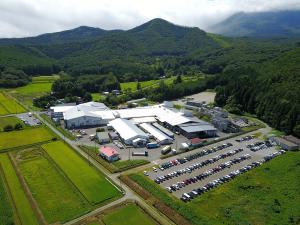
[
  {"xmin": 165, "ymin": 154, "xmax": 251, "ymax": 193},
  {"xmin": 180, "ymin": 150, "xmax": 286, "ymax": 202},
  {"xmin": 154, "ymin": 148, "xmax": 243, "ymax": 184},
  {"xmin": 158, "ymin": 142, "xmax": 233, "ymax": 171},
  {"xmin": 247, "ymin": 140, "xmax": 274, "ymax": 152}
]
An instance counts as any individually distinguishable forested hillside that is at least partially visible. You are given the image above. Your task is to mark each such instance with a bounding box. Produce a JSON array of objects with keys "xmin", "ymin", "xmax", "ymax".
[{"xmin": 213, "ymin": 48, "xmax": 300, "ymax": 137}]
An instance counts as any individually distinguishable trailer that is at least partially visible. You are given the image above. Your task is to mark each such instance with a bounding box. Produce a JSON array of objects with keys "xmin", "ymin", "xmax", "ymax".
[
  {"xmin": 161, "ymin": 145, "xmax": 171, "ymax": 155},
  {"xmin": 132, "ymin": 151, "xmax": 149, "ymax": 157},
  {"xmin": 146, "ymin": 142, "xmax": 160, "ymax": 149}
]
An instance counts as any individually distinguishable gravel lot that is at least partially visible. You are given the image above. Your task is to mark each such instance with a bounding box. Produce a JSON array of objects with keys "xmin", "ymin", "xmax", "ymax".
[{"xmin": 147, "ymin": 134, "xmax": 279, "ymax": 198}]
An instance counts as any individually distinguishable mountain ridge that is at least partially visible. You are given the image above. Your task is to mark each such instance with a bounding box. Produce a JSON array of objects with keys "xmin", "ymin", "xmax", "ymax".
[{"xmin": 210, "ymin": 10, "xmax": 300, "ymax": 37}]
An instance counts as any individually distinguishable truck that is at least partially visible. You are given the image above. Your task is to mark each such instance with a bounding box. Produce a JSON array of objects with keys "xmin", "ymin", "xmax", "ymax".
[
  {"xmin": 146, "ymin": 142, "xmax": 159, "ymax": 149},
  {"xmin": 161, "ymin": 145, "xmax": 171, "ymax": 155},
  {"xmin": 132, "ymin": 151, "xmax": 148, "ymax": 157}
]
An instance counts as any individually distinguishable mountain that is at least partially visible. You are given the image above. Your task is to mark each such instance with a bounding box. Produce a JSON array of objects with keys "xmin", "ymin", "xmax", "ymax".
[
  {"xmin": 210, "ymin": 10, "xmax": 300, "ymax": 37},
  {"xmin": 0, "ymin": 26, "xmax": 107, "ymax": 45}
]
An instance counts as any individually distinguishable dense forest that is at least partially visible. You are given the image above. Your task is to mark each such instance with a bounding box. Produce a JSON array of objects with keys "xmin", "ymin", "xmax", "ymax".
[{"xmin": 0, "ymin": 18, "xmax": 300, "ymax": 137}]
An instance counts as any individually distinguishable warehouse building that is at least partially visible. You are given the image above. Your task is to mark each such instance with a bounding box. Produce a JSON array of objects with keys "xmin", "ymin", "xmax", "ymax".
[
  {"xmin": 152, "ymin": 122, "xmax": 174, "ymax": 138},
  {"xmin": 110, "ymin": 118, "xmax": 148, "ymax": 146},
  {"xmin": 140, "ymin": 123, "xmax": 173, "ymax": 145},
  {"xmin": 178, "ymin": 121, "xmax": 217, "ymax": 138},
  {"xmin": 270, "ymin": 136, "xmax": 298, "ymax": 150}
]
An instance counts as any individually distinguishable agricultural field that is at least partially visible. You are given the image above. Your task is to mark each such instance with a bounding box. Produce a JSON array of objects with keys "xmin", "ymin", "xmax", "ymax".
[
  {"xmin": 127, "ymin": 151, "xmax": 300, "ymax": 225},
  {"xmin": 101, "ymin": 203, "xmax": 157, "ymax": 225},
  {"xmin": 0, "ymin": 127, "xmax": 55, "ymax": 151},
  {"xmin": 0, "ymin": 154, "xmax": 39, "ymax": 225},
  {"xmin": 16, "ymin": 148, "xmax": 91, "ymax": 223},
  {"xmin": 43, "ymin": 141, "xmax": 121, "ymax": 204},
  {"xmin": 0, "ymin": 92, "xmax": 26, "ymax": 115},
  {"xmin": 6, "ymin": 75, "xmax": 58, "ymax": 109},
  {"xmin": 120, "ymin": 76, "xmax": 202, "ymax": 92},
  {"xmin": 0, "ymin": 171, "xmax": 14, "ymax": 225},
  {"xmin": 0, "ymin": 116, "xmax": 24, "ymax": 131}
]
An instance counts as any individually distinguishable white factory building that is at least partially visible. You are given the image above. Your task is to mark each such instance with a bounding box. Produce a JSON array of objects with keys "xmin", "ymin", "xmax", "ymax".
[
  {"xmin": 110, "ymin": 118, "xmax": 148, "ymax": 146},
  {"xmin": 50, "ymin": 101, "xmax": 217, "ymax": 141},
  {"xmin": 139, "ymin": 123, "xmax": 173, "ymax": 145}
]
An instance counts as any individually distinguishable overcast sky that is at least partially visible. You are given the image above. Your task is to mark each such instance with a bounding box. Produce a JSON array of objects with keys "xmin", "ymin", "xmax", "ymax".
[{"xmin": 1, "ymin": 0, "xmax": 300, "ymax": 38}]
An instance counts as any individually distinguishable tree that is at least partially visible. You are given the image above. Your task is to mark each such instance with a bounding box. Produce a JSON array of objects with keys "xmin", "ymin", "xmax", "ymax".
[
  {"xmin": 174, "ymin": 75, "xmax": 182, "ymax": 84},
  {"xmin": 14, "ymin": 123, "xmax": 23, "ymax": 130},
  {"xmin": 83, "ymin": 92, "xmax": 92, "ymax": 102},
  {"xmin": 136, "ymin": 82, "xmax": 141, "ymax": 90},
  {"xmin": 3, "ymin": 125, "xmax": 13, "ymax": 132}
]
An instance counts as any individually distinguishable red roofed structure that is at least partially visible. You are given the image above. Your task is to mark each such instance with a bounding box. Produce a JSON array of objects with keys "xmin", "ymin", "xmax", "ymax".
[
  {"xmin": 99, "ymin": 146, "xmax": 120, "ymax": 162},
  {"xmin": 190, "ymin": 138, "xmax": 206, "ymax": 147}
]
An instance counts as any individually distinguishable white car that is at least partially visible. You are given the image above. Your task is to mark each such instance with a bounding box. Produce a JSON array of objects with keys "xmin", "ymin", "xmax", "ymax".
[{"xmin": 143, "ymin": 171, "xmax": 149, "ymax": 176}]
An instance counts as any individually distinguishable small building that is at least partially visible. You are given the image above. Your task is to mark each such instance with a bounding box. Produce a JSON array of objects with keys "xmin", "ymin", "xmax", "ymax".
[
  {"xmin": 112, "ymin": 90, "xmax": 120, "ymax": 95},
  {"xmin": 190, "ymin": 138, "xmax": 206, "ymax": 147},
  {"xmin": 284, "ymin": 135, "xmax": 300, "ymax": 148},
  {"xmin": 109, "ymin": 131, "xmax": 119, "ymax": 140},
  {"xmin": 270, "ymin": 136, "xmax": 298, "ymax": 150},
  {"xmin": 99, "ymin": 146, "xmax": 119, "ymax": 162},
  {"xmin": 97, "ymin": 132, "xmax": 110, "ymax": 144}
]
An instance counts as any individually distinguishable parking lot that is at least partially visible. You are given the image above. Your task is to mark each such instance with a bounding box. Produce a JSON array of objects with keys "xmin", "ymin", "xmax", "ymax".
[
  {"xmin": 146, "ymin": 134, "xmax": 281, "ymax": 199},
  {"xmin": 17, "ymin": 112, "xmax": 41, "ymax": 126}
]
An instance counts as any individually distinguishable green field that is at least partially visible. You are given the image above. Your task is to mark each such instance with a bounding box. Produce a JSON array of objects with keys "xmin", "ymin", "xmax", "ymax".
[
  {"xmin": 91, "ymin": 93, "xmax": 106, "ymax": 101},
  {"xmin": 120, "ymin": 76, "xmax": 202, "ymax": 92},
  {"xmin": 0, "ymin": 170, "xmax": 14, "ymax": 225},
  {"xmin": 17, "ymin": 148, "xmax": 90, "ymax": 223},
  {"xmin": 31, "ymin": 75, "xmax": 59, "ymax": 83},
  {"xmin": 0, "ymin": 127, "xmax": 55, "ymax": 151},
  {"xmin": 43, "ymin": 141, "xmax": 121, "ymax": 204},
  {"xmin": 129, "ymin": 151, "xmax": 300, "ymax": 225},
  {"xmin": 0, "ymin": 116, "xmax": 24, "ymax": 131},
  {"xmin": 0, "ymin": 154, "xmax": 39, "ymax": 225},
  {"xmin": 102, "ymin": 203, "xmax": 157, "ymax": 225},
  {"xmin": 0, "ymin": 92, "xmax": 26, "ymax": 115},
  {"xmin": 7, "ymin": 75, "xmax": 58, "ymax": 109}
]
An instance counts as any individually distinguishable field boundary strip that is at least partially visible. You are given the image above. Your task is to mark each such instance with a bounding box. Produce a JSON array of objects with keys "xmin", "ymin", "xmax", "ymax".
[
  {"xmin": 0, "ymin": 162, "xmax": 22, "ymax": 225},
  {"xmin": 0, "ymin": 139, "xmax": 54, "ymax": 153},
  {"xmin": 8, "ymin": 152, "xmax": 47, "ymax": 225},
  {"xmin": 40, "ymin": 147, "xmax": 92, "ymax": 205}
]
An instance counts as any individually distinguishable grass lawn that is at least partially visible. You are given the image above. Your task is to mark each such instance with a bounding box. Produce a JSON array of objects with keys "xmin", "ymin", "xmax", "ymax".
[
  {"xmin": 0, "ymin": 116, "xmax": 24, "ymax": 131},
  {"xmin": 43, "ymin": 141, "xmax": 121, "ymax": 204},
  {"xmin": 112, "ymin": 160, "xmax": 149, "ymax": 171},
  {"xmin": 128, "ymin": 151, "xmax": 300, "ymax": 225},
  {"xmin": 0, "ymin": 154, "xmax": 39, "ymax": 225},
  {"xmin": 91, "ymin": 93, "xmax": 106, "ymax": 102},
  {"xmin": 17, "ymin": 148, "xmax": 90, "ymax": 223},
  {"xmin": 102, "ymin": 203, "xmax": 157, "ymax": 225},
  {"xmin": 0, "ymin": 127, "xmax": 55, "ymax": 151},
  {"xmin": 0, "ymin": 169, "xmax": 14, "ymax": 225},
  {"xmin": 0, "ymin": 92, "xmax": 26, "ymax": 115}
]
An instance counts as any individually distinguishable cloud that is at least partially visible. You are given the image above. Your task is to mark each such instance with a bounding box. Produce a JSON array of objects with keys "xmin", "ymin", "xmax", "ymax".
[{"xmin": 0, "ymin": 0, "xmax": 299, "ymax": 38}]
